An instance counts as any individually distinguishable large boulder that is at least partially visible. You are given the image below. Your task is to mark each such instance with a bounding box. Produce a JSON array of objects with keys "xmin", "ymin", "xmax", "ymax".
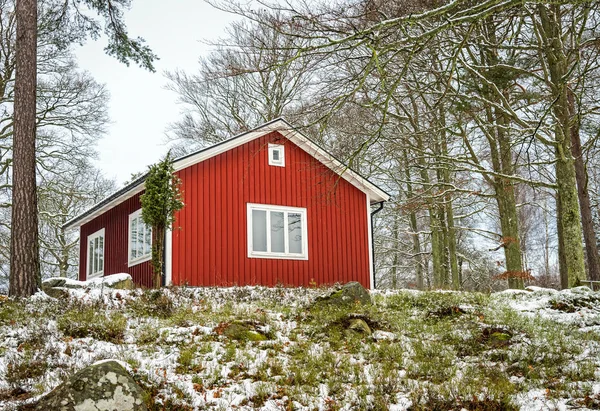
[
  {"xmin": 42, "ymin": 274, "xmax": 134, "ymax": 298},
  {"xmin": 317, "ymin": 282, "xmax": 372, "ymax": 307},
  {"xmin": 25, "ymin": 360, "xmax": 146, "ymax": 411}
]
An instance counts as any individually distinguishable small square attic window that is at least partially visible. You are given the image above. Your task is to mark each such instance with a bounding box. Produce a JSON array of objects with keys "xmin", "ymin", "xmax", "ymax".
[{"xmin": 268, "ymin": 143, "xmax": 285, "ymax": 167}]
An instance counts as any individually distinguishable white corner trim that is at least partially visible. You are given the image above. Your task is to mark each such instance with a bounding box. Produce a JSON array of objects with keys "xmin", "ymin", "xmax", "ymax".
[
  {"xmin": 165, "ymin": 227, "xmax": 172, "ymax": 286},
  {"xmin": 86, "ymin": 228, "xmax": 105, "ymax": 281},
  {"xmin": 366, "ymin": 195, "xmax": 375, "ymax": 290}
]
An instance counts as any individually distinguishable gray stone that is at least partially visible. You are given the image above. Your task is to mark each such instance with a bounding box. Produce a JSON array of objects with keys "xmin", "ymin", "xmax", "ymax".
[
  {"xmin": 347, "ymin": 318, "xmax": 372, "ymax": 335},
  {"xmin": 42, "ymin": 287, "xmax": 70, "ymax": 299},
  {"xmin": 26, "ymin": 361, "xmax": 146, "ymax": 411},
  {"xmin": 42, "ymin": 274, "xmax": 134, "ymax": 299},
  {"xmin": 317, "ymin": 282, "xmax": 372, "ymax": 307},
  {"xmin": 42, "ymin": 278, "xmax": 69, "ymax": 288}
]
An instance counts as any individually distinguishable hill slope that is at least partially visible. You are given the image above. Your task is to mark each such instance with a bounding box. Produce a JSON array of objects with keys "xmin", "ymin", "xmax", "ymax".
[{"xmin": 1, "ymin": 285, "xmax": 600, "ymax": 410}]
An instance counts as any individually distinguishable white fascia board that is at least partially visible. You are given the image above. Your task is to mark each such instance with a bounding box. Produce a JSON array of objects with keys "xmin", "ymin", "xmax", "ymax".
[
  {"xmin": 172, "ymin": 124, "xmax": 283, "ymax": 172},
  {"xmin": 276, "ymin": 127, "xmax": 390, "ymax": 203},
  {"xmin": 66, "ymin": 119, "xmax": 389, "ymax": 229},
  {"xmin": 174, "ymin": 119, "xmax": 389, "ymax": 203},
  {"xmin": 65, "ymin": 183, "xmax": 146, "ymax": 230}
]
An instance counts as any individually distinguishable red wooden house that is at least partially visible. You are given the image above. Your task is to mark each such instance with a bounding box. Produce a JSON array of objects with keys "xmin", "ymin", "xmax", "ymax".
[{"xmin": 65, "ymin": 119, "xmax": 389, "ymax": 289}]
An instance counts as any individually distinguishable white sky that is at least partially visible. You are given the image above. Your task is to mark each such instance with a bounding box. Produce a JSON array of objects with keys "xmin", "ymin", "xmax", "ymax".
[{"xmin": 75, "ymin": 0, "xmax": 234, "ymax": 185}]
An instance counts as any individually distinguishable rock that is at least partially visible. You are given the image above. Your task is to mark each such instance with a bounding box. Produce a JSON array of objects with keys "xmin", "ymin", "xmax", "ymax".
[
  {"xmin": 347, "ymin": 318, "xmax": 371, "ymax": 335},
  {"xmin": 42, "ymin": 278, "xmax": 69, "ymax": 289},
  {"xmin": 218, "ymin": 321, "xmax": 268, "ymax": 341},
  {"xmin": 42, "ymin": 274, "xmax": 134, "ymax": 299},
  {"xmin": 317, "ymin": 282, "xmax": 372, "ymax": 307},
  {"xmin": 41, "ymin": 287, "xmax": 70, "ymax": 299},
  {"xmin": 25, "ymin": 360, "xmax": 146, "ymax": 411},
  {"xmin": 88, "ymin": 274, "xmax": 134, "ymax": 290}
]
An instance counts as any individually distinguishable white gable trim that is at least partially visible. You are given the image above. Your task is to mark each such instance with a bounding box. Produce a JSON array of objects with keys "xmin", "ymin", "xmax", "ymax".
[
  {"xmin": 65, "ymin": 119, "xmax": 389, "ymax": 230},
  {"xmin": 173, "ymin": 119, "xmax": 388, "ymax": 202}
]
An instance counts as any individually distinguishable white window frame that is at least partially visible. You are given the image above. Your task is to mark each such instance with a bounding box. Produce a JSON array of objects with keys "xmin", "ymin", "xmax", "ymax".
[
  {"xmin": 247, "ymin": 203, "xmax": 308, "ymax": 260},
  {"xmin": 268, "ymin": 143, "xmax": 285, "ymax": 167},
  {"xmin": 86, "ymin": 228, "xmax": 105, "ymax": 280},
  {"xmin": 128, "ymin": 209, "xmax": 152, "ymax": 267}
]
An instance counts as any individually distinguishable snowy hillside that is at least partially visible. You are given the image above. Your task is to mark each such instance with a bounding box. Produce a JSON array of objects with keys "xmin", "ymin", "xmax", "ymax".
[{"xmin": 1, "ymin": 285, "xmax": 600, "ymax": 410}]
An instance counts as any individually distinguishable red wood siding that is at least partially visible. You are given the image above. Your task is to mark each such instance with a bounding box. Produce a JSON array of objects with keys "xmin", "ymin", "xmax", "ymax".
[
  {"xmin": 171, "ymin": 131, "xmax": 371, "ymax": 288},
  {"xmin": 79, "ymin": 193, "xmax": 153, "ymax": 287}
]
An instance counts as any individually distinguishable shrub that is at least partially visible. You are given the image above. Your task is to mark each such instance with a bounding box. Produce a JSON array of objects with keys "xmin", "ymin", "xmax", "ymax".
[
  {"xmin": 136, "ymin": 323, "xmax": 161, "ymax": 345},
  {"xmin": 57, "ymin": 306, "xmax": 127, "ymax": 343},
  {"xmin": 128, "ymin": 290, "xmax": 175, "ymax": 319},
  {"xmin": 6, "ymin": 353, "xmax": 48, "ymax": 385}
]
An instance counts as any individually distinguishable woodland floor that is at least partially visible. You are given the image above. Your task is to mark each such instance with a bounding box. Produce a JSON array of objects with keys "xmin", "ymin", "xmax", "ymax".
[{"xmin": 1, "ymin": 284, "xmax": 600, "ymax": 410}]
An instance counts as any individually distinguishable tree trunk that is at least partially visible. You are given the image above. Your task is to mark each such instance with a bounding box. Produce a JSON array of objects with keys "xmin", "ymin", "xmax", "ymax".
[
  {"xmin": 567, "ymin": 89, "xmax": 600, "ymax": 281},
  {"xmin": 410, "ymin": 97, "xmax": 447, "ymax": 289},
  {"xmin": 9, "ymin": 0, "xmax": 39, "ymax": 297},
  {"xmin": 479, "ymin": 18, "xmax": 524, "ymax": 289},
  {"xmin": 404, "ymin": 151, "xmax": 424, "ymax": 290},
  {"xmin": 152, "ymin": 226, "xmax": 165, "ymax": 288},
  {"xmin": 438, "ymin": 106, "xmax": 460, "ymax": 289},
  {"xmin": 391, "ymin": 215, "xmax": 399, "ymax": 289},
  {"xmin": 556, "ymin": 194, "xmax": 569, "ymax": 289},
  {"xmin": 59, "ymin": 226, "xmax": 69, "ymax": 277},
  {"xmin": 538, "ymin": 4, "xmax": 586, "ymax": 287}
]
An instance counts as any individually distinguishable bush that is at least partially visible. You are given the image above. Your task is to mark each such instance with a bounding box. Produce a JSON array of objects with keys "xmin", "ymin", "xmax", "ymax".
[
  {"xmin": 136, "ymin": 323, "xmax": 160, "ymax": 345},
  {"xmin": 57, "ymin": 306, "xmax": 127, "ymax": 343},
  {"xmin": 6, "ymin": 353, "xmax": 48, "ymax": 385},
  {"xmin": 128, "ymin": 290, "xmax": 175, "ymax": 319}
]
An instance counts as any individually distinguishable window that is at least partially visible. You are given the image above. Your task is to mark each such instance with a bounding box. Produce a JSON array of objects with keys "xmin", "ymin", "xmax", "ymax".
[
  {"xmin": 268, "ymin": 143, "xmax": 285, "ymax": 167},
  {"xmin": 128, "ymin": 209, "xmax": 152, "ymax": 266},
  {"xmin": 247, "ymin": 203, "xmax": 308, "ymax": 259},
  {"xmin": 87, "ymin": 228, "xmax": 105, "ymax": 279}
]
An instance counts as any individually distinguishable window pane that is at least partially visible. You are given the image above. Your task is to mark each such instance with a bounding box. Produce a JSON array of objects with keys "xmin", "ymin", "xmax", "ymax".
[
  {"xmin": 144, "ymin": 225, "xmax": 152, "ymax": 256},
  {"xmin": 94, "ymin": 237, "xmax": 99, "ymax": 273},
  {"xmin": 270, "ymin": 211, "xmax": 285, "ymax": 253},
  {"xmin": 89, "ymin": 242, "xmax": 93, "ymax": 275},
  {"xmin": 131, "ymin": 218, "xmax": 138, "ymax": 259},
  {"xmin": 272, "ymin": 150, "xmax": 279, "ymax": 161},
  {"xmin": 252, "ymin": 210, "xmax": 267, "ymax": 252},
  {"xmin": 137, "ymin": 219, "xmax": 144, "ymax": 259},
  {"xmin": 98, "ymin": 236, "xmax": 104, "ymax": 272},
  {"xmin": 288, "ymin": 213, "xmax": 303, "ymax": 254}
]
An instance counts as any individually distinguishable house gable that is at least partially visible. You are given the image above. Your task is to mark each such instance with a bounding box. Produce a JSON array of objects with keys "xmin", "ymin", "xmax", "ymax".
[
  {"xmin": 171, "ymin": 130, "xmax": 372, "ymax": 287},
  {"xmin": 64, "ymin": 118, "xmax": 389, "ymax": 231}
]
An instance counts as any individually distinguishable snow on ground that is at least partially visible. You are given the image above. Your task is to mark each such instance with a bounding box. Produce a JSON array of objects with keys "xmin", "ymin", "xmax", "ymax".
[{"xmin": 1, "ymin": 285, "xmax": 600, "ymax": 410}]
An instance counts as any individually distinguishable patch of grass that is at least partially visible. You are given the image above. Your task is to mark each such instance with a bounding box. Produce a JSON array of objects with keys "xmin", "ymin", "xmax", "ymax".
[
  {"xmin": 6, "ymin": 353, "xmax": 49, "ymax": 385},
  {"xmin": 0, "ymin": 299, "xmax": 27, "ymax": 325},
  {"xmin": 136, "ymin": 323, "xmax": 160, "ymax": 345},
  {"xmin": 128, "ymin": 289, "xmax": 175, "ymax": 319},
  {"xmin": 408, "ymin": 395, "xmax": 518, "ymax": 411},
  {"xmin": 250, "ymin": 382, "xmax": 272, "ymax": 407},
  {"xmin": 175, "ymin": 345, "xmax": 203, "ymax": 373},
  {"xmin": 0, "ymin": 387, "xmax": 32, "ymax": 402},
  {"xmin": 57, "ymin": 306, "xmax": 127, "ymax": 343}
]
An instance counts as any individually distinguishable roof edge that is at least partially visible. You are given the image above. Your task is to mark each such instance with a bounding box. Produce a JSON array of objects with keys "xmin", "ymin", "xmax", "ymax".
[{"xmin": 63, "ymin": 118, "xmax": 390, "ymax": 230}]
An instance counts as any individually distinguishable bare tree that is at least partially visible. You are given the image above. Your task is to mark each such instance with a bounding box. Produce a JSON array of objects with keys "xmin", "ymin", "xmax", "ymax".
[
  {"xmin": 9, "ymin": 0, "xmax": 156, "ymax": 296},
  {"xmin": 166, "ymin": 18, "xmax": 316, "ymax": 154}
]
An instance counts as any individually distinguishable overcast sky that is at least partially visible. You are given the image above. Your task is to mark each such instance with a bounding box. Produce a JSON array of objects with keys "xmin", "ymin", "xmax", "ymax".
[{"xmin": 75, "ymin": 0, "xmax": 234, "ymax": 185}]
